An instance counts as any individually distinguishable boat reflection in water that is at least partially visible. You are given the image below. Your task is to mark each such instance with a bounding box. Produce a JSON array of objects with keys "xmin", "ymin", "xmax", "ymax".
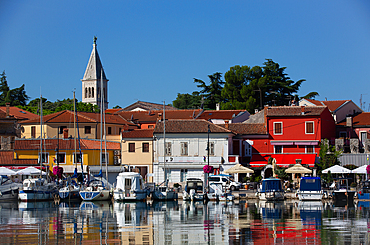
[
  {"xmin": 298, "ymin": 201, "xmax": 323, "ymax": 227},
  {"xmin": 114, "ymin": 201, "xmax": 149, "ymax": 231}
]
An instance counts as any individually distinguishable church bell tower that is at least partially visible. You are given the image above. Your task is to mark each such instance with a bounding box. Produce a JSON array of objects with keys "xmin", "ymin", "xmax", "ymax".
[{"xmin": 81, "ymin": 37, "xmax": 109, "ymax": 109}]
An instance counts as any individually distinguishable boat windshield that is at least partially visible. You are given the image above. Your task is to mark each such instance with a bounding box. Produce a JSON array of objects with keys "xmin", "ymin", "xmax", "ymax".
[
  {"xmin": 261, "ymin": 179, "xmax": 283, "ymax": 192},
  {"xmin": 300, "ymin": 178, "xmax": 321, "ymax": 191}
]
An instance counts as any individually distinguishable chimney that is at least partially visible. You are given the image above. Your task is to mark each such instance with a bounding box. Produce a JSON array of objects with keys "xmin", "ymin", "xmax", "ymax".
[
  {"xmin": 301, "ymin": 106, "xmax": 305, "ymax": 115},
  {"xmin": 63, "ymin": 128, "xmax": 68, "ymax": 139},
  {"xmin": 6, "ymin": 103, "xmax": 10, "ymax": 118},
  {"xmin": 216, "ymin": 103, "xmax": 220, "ymax": 111},
  {"xmin": 157, "ymin": 113, "xmax": 163, "ymax": 121},
  {"xmin": 346, "ymin": 116, "xmax": 352, "ymax": 127},
  {"xmin": 225, "ymin": 120, "xmax": 229, "ymax": 129}
]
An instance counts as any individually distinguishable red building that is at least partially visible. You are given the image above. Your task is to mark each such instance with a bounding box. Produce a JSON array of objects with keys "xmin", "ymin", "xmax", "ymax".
[{"xmin": 227, "ymin": 106, "xmax": 336, "ymax": 172}]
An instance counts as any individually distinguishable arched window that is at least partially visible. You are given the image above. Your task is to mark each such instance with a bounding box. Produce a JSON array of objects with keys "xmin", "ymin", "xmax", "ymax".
[
  {"xmin": 88, "ymin": 87, "xmax": 91, "ymax": 98},
  {"xmin": 92, "ymin": 87, "xmax": 94, "ymax": 98},
  {"xmin": 85, "ymin": 88, "xmax": 88, "ymax": 98}
]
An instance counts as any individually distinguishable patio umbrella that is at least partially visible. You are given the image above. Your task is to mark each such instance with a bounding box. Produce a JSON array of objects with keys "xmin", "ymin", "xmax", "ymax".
[
  {"xmin": 16, "ymin": 167, "xmax": 45, "ymax": 175},
  {"xmin": 322, "ymin": 165, "xmax": 351, "ymax": 174},
  {"xmin": 224, "ymin": 164, "xmax": 254, "ymax": 174},
  {"xmin": 0, "ymin": 167, "xmax": 17, "ymax": 175},
  {"xmin": 285, "ymin": 164, "xmax": 312, "ymax": 174},
  {"xmin": 351, "ymin": 165, "xmax": 367, "ymax": 174}
]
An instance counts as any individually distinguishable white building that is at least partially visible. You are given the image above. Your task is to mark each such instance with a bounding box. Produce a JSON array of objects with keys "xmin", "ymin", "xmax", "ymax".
[{"xmin": 152, "ymin": 119, "xmax": 234, "ymax": 186}]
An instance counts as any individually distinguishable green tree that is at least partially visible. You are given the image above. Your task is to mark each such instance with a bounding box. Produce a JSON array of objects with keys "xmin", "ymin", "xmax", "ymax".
[
  {"xmin": 0, "ymin": 71, "xmax": 29, "ymax": 106},
  {"xmin": 172, "ymin": 91, "xmax": 202, "ymax": 109},
  {"xmin": 0, "ymin": 71, "xmax": 10, "ymax": 105},
  {"xmin": 194, "ymin": 72, "xmax": 225, "ymax": 110},
  {"xmin": 317, "ymin": 139, "xmax": 343, "ymax": 182}
]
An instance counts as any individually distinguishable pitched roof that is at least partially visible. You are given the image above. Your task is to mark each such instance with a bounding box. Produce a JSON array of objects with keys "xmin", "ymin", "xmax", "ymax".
[
  {"xmin": 337, "ymin": 112, "xmax": 370, "ymax": 127},
  {"xmin": 116, "ymin": 109, "xmax": 202, "ymax": 124},
  {"xmin": 20, "ymin": 110, "xmax": 136, "ymax": 126},
  {"xmin": 0, "ymin": 106, "xmax": 38, "ymax": 120},
  {"xmin": 121, "ymin": 101, "xmax": 177, "ymax": 111},
  {"xmin": 0, "ymin": 151, "xmax": 38, "ymax": 167},
  {"xmin": 265, "ymin": 106, "xmax": 326, "ymax": 117},
  {"xmin": 82, "ymin": 38, "xmax": 107, "ymax": 81},
  {"xmin": 153, "ymin": 119, "xmax": 232, "ymax": 134},
  {"xmin": 196, "ymin": 110, "xmax": 245, "ymax": 120},
  {"xmin": 14, "ymin": 138, "xmax": 120, "ymax": 150},
  {"xmin": 122, "ymin": 129, "xmax": 154, "ymax": 138},
  {"xmin": 222, "ymin": 123, "xmax": 267, "ymax": 135},
  {"xmin": 303, "ymin": 99, "xmax": 352, "ymax": 112}
]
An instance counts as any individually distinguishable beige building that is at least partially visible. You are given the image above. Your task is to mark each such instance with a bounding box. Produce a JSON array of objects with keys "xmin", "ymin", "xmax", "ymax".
[{"xmin": 121, "ymin": 129, "xmax": 154, "ymax": 182}]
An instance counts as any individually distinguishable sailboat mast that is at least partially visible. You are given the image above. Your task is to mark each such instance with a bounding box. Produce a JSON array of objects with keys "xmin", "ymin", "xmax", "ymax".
[
  {"xmin": 40, "ymin": 94, "xmax": 43, "ymax": 178},
  {"xmin": 100, "ymin": 70, "xmax": 103, "ymax": 172},
  {"xmin": 73, "ymin": 91, "xmax": 77, "ymax": 169},
  {"xmin": 163, "ymin": 101, "xmax": 166, "ymax": 184}
]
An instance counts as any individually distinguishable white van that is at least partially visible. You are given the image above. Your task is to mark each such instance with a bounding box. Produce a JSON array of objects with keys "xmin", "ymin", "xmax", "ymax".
[{"xmin": 208, "ymin": 174, "xmax": 242, "ymax": 191}]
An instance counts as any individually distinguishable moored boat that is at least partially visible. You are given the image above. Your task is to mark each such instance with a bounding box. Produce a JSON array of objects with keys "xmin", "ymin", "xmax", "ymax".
[
  {"xmin": 59, "ymin": 183, "xmax": 81, "ymax": 201},
  {"xmin": 183, "ymin": 178, "xmax": 206, "ymax": 202},
  {"xmin": 297, "ymin": 177, "xmax": 323, "ymax": 201},
  {"xmin": 256, "ymin": 177, "xmax": 284, "ymax": 201},
  {"xmin": 113, "ymin": 172, "xmax": 149, "ymax": 201},
  {"xmin": 332, "ymin": 178, "xmax": 356, "ymax": 205},
  {"xmin": 0, "ymin": 176, "xmax": 21, "ymax": 201},
  {"xmin": 79, "ymin": 179, "xmax": 111, "ymax": 201},
  {"xmin": 19, "ymin": 178, "xmax": 57, "ymax": 202},
  {"xmin": 207, "ymin": 183, "xmax": 234, "ymax": 201},
  {"xmin": 152, "ymin": 186, "xmax": 178, "ymax": 201},
  {"xmin": 357, "ymin": 180, "xmax": 370, "ymax": 200}
]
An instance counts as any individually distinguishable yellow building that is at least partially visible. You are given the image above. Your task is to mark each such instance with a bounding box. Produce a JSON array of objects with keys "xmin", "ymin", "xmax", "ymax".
[
  {"xmin": 121, "ymin": 129, "xmax": 154, "ymax": 182},
  {"xmin": 20, "ymin": 110, "xmax": 138, "ymax": 141},
  {"xmin": 14, "ymin": 138, "xmax": 121, "ymax": 181}
]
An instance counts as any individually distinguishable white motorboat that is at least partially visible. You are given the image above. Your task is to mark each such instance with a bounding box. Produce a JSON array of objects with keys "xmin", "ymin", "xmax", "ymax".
[
  {"xmin": 0, "ymin": 176, "xmax": 21, "ymax": 200},
  {"xmin": 152, "ymin": 186, "xmax": 178, "ymax": 201},
  {"xmin": 113, "ymin": 172, "xmax": 149, "ymax": 201},
  {"xmin": 296, "ymin": 177, "xmax": 323, "ymax": 201},
  {"xmin": 256, "ymin": 177, "xmax": 285, "ymax": 201},
  {"xmin": 19, "ymin": 178, "xmax": 57, "ymax": 202},
  {"xmin": 207, "ymin": 183, "xmax": 234, "ymax": 201},
  {"xmin": 183, "ymin": 178, "xmax": 206, "ymax": 202}
]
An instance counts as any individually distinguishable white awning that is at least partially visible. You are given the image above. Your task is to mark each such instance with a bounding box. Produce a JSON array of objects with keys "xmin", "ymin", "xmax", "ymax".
[
  {"xmin": 62, "ymin": 165, "xmax": 89, "ymax": 173},
  {"xmin": 158, "ymin": 163, "xmax": 220, "ymax": 169}
]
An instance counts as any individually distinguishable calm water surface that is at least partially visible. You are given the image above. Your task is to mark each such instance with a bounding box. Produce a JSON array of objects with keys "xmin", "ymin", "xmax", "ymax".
[{"xmin": 0, "ymin": 199, "xmax": 369, "ymax": 244}]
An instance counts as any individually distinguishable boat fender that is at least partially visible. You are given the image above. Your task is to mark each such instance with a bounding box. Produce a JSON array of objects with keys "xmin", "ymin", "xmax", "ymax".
[
  {"xmin": 296, "ymin": 193, "xmax": 298, "ymax": 197},
  {"xmin": 359, "ymin": 191, "xmax": 362, "ymax": 195},
  {"xmin": 101, "ymin": 193, "xmax": 104, "ymax": 197}
]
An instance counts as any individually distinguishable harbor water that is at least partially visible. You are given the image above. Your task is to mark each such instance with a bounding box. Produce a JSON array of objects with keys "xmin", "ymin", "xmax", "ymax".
[{"xmin": 0, "ymin": 199, "xmax": 369, "ymax": 244}]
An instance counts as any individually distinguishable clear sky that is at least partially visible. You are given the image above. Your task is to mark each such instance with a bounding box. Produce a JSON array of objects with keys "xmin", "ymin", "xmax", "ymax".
[{"xmin": 1, "ymin": 1, "xmax": 370, "ymax": 110}]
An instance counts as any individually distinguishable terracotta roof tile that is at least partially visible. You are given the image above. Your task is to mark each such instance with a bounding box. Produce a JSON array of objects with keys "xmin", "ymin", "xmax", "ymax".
[
  {"xmin": 154, "ymin": 119, "xmax": 232, "ymax": 134},
  {"xmin": 265, "ymin": 106, "xmax": 326, "ymax": 117},
  {"xmin": 221, "ymin": 123, "xmax": 267, "ymax": 135},
  {"xmin": 0, "ymin": 106, "xmax": 38, "ymax": 120},
  {"xmin": 0, "ymin": 151, "xmax": 38, "ymax": 167},
  {"xmin": 196, "ymin": 110, "xmax": 245, "ymax": 120},
  {"xmin": 122, "ymin": 129, "xmax": 153, "ymax": 138},
  {"xmin": 116, "ymin": 109, "xmax": 202, "ymax": 123},
  {"xmin": 304, "ymin": 99, "xmax": 352, "ymax": 112},
  {"xmin": 21, "ymin": 110, "xmax": 136, "ymax": 126},
  {"xmin": 121, "ymin": 101, "xmax": 178, "ymax": 111},
  {"xmin": 337, "ymin": 112, "xmax": 370, "ymax": 127}
]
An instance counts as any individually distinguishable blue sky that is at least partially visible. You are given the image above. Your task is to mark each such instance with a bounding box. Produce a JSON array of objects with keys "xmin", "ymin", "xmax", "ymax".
[{"xmin": 1, "ymin": 1, "xmax": 370, "ymax": 110}]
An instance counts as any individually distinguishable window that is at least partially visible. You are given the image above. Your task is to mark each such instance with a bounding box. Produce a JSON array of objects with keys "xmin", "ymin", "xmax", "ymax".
[
  {"xmin": 85, "ymin": 126, "xmax": 91, "ymax": 134},
  {"xmin": 31, "ymin": 126, "xmax": 36, "ymax": 138},
  {"xmin": 55, "ymin": 153, "xmax": 66, "ymax": 164},
  {"xmin": 165, "ymin": 142, "xmax": 172, "ymax": 156},
  {"xmin": 39, "ymin": 152, "xmax": 49, "ymax": 164},
  {"xmin": 59, "ymin": 126, "xmax": 67, "ymax": 134},
  {"xmin": 73, "ymin": 152, "xmax": 83, "ymax": 163},
  {"xmin": 306, "ymin": 145, "xmax": 314, "ymax": 153},
  {"xmin": 305, "ymin": 121, "xmax": 314, "ymax": 134},
  {"xmin": 244, "ymin": 141, "xmax": 252, "ymax": 157},
  {"xmin": 165, "ymin": 169, "xmax": 171, "ymax": 182},
  {"xmin": 129, "ymin": 143, "xmax": 135, "ymax": 152},
  {"xmin": 148, "ymin": 125, "xmax": 154, "ymax": 129},
  {"xmin": 108, "ymin": 127, "xmax": 112, "ymax": 135},
  {"xmin": 181, "ymin": 142, "xmax": 188, "ymax": 156},
  {"xmin": 339, "ymin": 132, "xmax": 347, "ymax": 138},
  {"xmin": 274, "ymin": 145, "xmax": 283, "ymax": 154},
  {"xmin": 101, "ymin": 152, "xmax": 108, "ymax": 164},
  {"xmin": 208, "ymin": 142, "xmax": 214, "ymax": 156},
  {"xmin": 360, "ymin": 131, "xmax": 367, "ymax": 147},
  {"xmin": 142, "ymin": 142, "xmax": 149, "ymax": 152},
  {"xmin": 180, "ymin": 169, "xmax": 188, "ymax": 182},
  {"xmin": 273, "ymin": 122, "xmax": 283, "ymax": 135}
]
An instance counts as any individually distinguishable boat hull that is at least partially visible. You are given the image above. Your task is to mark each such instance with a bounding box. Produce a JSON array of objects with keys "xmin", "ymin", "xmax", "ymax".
[
  {"xmin": 257, "ymin": 191, "xmax": 285, "ymax": 201},
  {"xmin": 59, "ymin": 190, "xmax": 81, "ymax": 201},
  {"xmin": 80, "ymin": 189, "xmax": 111, "ymax": 201},
  {"xmin": 19, "ymin": 189, "xmax": 55, "ymax": 202},
  {"xmin": 113, "ymin": 190, "xmax": 147, "ymax": 201},
  {"xmin": 297, "ymin": 191, "xmax": 323, "ymax": 201},
  {"xmin": 0, "ymin": 184, "xmax": 20, "ymax": 201},
  {"xmin": 152, "ymin": 190, "xmax": 178, "ymax": 201},
  {"xmin": 333, "ymin": 190, "xmax": 355, "ymax": 202}
]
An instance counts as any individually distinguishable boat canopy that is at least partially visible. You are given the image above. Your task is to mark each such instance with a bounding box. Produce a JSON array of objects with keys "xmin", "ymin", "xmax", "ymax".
[
  {"xmin": 299, "ymin": 177, "xmax": 321, "ymax": 191},
  {"xmin": 261, "ymin": 178, "xmax": 283, "ymax": 193}
]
